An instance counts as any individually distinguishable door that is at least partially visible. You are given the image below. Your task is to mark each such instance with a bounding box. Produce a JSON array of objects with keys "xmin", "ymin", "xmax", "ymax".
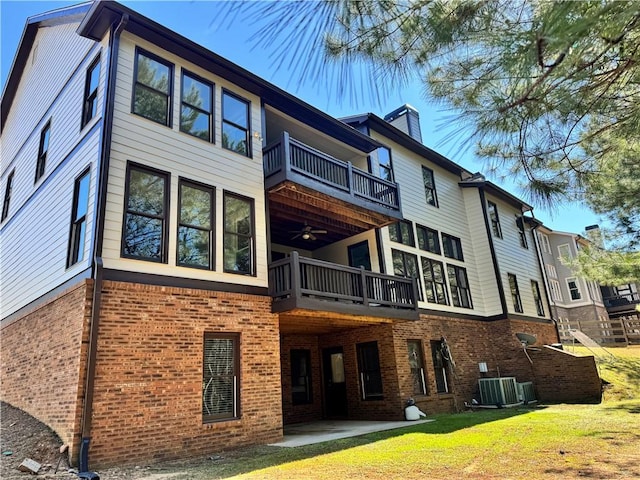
[{"xmin": 322, "ymin": 347, "xmax": 348, "ymax": 417}]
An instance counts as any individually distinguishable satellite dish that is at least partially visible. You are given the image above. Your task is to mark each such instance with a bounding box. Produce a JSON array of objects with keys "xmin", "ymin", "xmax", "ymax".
[{"xmin": 516, "ymin": 332, "xmax": 537, "ymax": 346}]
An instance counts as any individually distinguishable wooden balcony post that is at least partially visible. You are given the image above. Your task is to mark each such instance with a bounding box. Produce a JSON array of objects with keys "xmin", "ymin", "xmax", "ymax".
[
  {"xmin": 291, "ymin": 250, "xmax": 301, "ymax": 299},
  {"xmin": 347, "ymin": 162, "xmax": 354, "ymax": 197},
  {"xmin": 282, "ymin": 131, "xmax": 291, "ymax": 174},
  {"xmin": 360, "ymin": 267, "xmax": 369, "ymax": 307},
  {"xmin": 411, "ymin": 277, "xmax": 420, "ymax": 310}
]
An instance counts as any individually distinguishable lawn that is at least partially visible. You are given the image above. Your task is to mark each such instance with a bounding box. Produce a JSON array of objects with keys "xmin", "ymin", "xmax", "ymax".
[{"xmin": 141, "ymin": 346, "xmax": 640, "ymax": 480}]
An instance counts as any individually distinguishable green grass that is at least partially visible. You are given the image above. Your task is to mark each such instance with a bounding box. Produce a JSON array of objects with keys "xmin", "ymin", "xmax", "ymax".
[{"xmin": 142, "ymin": 346, "xmax": 640, "ymax": 480}]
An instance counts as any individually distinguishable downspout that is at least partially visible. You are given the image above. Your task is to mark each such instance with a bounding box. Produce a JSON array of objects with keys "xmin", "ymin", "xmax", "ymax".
[
  {"xmin": 478, "ymin": 188, "xmax": 508, "ymax": 316},
  {"xmin": 79, "ymin": 13, "xmax": 129, "ymax": 473}
]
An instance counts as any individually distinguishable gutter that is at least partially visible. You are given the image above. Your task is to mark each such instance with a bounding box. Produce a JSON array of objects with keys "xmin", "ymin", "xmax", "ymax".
[{"xmin": 79, "ymin": 12, "xmax": 129, "ymax": 473}]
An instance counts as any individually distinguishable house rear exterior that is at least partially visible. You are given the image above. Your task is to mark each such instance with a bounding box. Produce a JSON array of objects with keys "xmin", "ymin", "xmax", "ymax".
[{"xmin": 1, "ymin": 1, "xmax": 602, "ymax": 469}]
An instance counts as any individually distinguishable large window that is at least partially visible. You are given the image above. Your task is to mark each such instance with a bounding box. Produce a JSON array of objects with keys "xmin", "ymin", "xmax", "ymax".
[
  {"xmin": 392, "ymin": 249, "xmax": 421, "ymax": 300},
  {"xmin": 567, "ymin": 277, "xmax": 582, "ymax": 300},
  {"xmin": 558, "ymin": 244, "xmax": 571, "ymax": 260},
  {"xmin": 508, "ymin": 273, "xmax": 523, "ymax": 313},
  {"xmin": 178, "ymin": 180, "xmax": 214, "ymax": 269},
  {"xmin": 1, "ymin": 170, "xmax": 14, "ymax": 222},
  {"xmin": 422, "ymin": 166, "xmax": 438, "ymax": 207},
  {"xmin": 516, "ymin": 216, "xmax": 528, "ymax": 249},
  {"xmin": 407, "ymin": 340, "xmax": 427, "ymax": 395},
  {"xmin": 539, "ymin": 232, "xmax": 551, "ymax": 253},
  {"xmin": 357, "ymin": 341, "xmax": 383, "ymax": 400},
  {"xmin": 223, "ymin": 192, "xmax": 254, "ymax": 275},
  {"xmin": 67, "ymin": 169, "xmax": 91, "ymax": 267},
  {"xmin": 531, "ymin": 280, "xmax": 545, "ymax": 316},
  {"xmin": 132, "ymin": 49, "xmax": 173, "ymax": 126},
  {"xmin": 202, "ymin": 334, "xmax": 239, "ymax": 422},
  {"xmin": 122, "ymin": 163, "xmax": 169, "ymax": 262},
  {"xmin": 376, "ymin": 147, "xmax": 394, "ymax": 181},
  {"xmin": 487, "ymin": 201, "xmax": 502, "ymax": 238},
  {"xmin": 222, "ymin": 90, "xmax": 251, "ymax": 156},
  {"xmin": 545, "ymin": 264, "xmax": 558, "ymax": 279},
  {"xmin": 180, "ymin": 70, "xmax": 213, "ymax": 141},
  {"xmin": 82, "ymin": 55, "xmax": 101, "ymax": 128},
  {"xmin": 389, "ymin": 220, "xmax": 415, "ymax": 246},
  {"xmin": 421, "ymin": 257, "xmax": 448, "ymax": 305},
  {"xmin": 447, "ymin": 265, "xmax": 472, "ymax": 308},
  {"xmin": 35, "ymin": 121, "xmax": 50, "ymax": 182},
  {"xmin": 430, "ymin": 340, "xmax": 450, "ymax": 393},
  {"xmin": 291, "ymin": 349, "xmax": 313, "ymax": 405},
  {"xmin": 442, "ymin": 233, "xmax": 464, "ymax": 261},
  {"xmin": 417, "ymin": 225, "xmax": 440, "ymax": 254},
  {"xmin": 549, "ymin": 279, "xmax": 563, "ymax": 302}
]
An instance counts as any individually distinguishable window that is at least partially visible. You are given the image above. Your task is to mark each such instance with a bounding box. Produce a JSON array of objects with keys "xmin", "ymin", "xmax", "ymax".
[
  {"xmin": 291, "ymin": 349, "xmax": 313, "ymax": 405},
  {"xmin": 516, "ymin": 216, "xmax": 528, "ymax": 249},
  {"xmin": 357, "ymin": 341, "xmax": 383, "ymax": 400},
  {"xmin": 417, "ymin": 225, "xmax": 440, "ymax": 254},
  {"xmin": 223, "ymin": 192, "xmax": 254, "ymax": 275},
  {"xmin": 508, "ymin": 273, "xmax": 523, "ymax": 313},
  {"xmin": 539, "ymin": 232, "xmax": 551, "ymax": 253},
  {"xmin": 35, "ymin": 121, "xmax": 50, "ymax": 182},
  {"xmin": 430, "ymin": 340, "xmax": 450, "ymax": 393},
  {"xmin": 442, "ymin": 233, "xmax": 464, "ymax": 261},
  {"xmin": 202, "ymin": 334, "xmax": 239, "ymax": 421},
  {"xmin": 122, "ymin": 163, "xmax": 169, "ymax": 262},
  {"xmin": 392, "ymin": 249, "xmax": 422, "ymax": 300},
  {"xmin": 421, "ymin": 257, "xmax": 448, "ymax": 305},
  {"xmin": 531, "ymin": 280, "xmax": 545, "ymax": 316},
  {"xmin": 1, "ymin": 170, "xmax": 15, "ymax": 222},
  {"xmin": 447, "ymin": 265, "xmax": 472, "ymax": 308},
  {"xmin": 422, "ymin": 166, "xmax": 438, "ymax": 207},
  {"xmin": 376, "ymin": 147, "xmax": 394, "ymax": 181},
  {"xmin": 222, "ymin": 90, "xmax": 251, "ymax": 157},
  {"xmin": 567, "ymin": 277, "xmax": 582, "ymax": 300},
  {"xmin": 545, "ymin": 264, "xmax": 558, "ymax": 279},
  {"xmin": 81, "ymin": 55, "xmax": 101, "ymax": 128},
  {"xmin": 132, "ymin": 49, "xmax": 173, "ymax": 126},
  {"xmin": 178, "ymin": 180, "xmax": 214, "ymax": 269},
  {"xmin": 407, "ymin": 340, "xmax": 427, "ymax": 395},
  {"xmin": 348, "ymin": 241, "xmax": 371, "ymax": 270},
  {"xmin": 389, "ymin": 220, "xmax": 414, "ymax": 246},
  {"xmin": 487, "ymin": 201, "xmax": 502, "ymax": 238},
  {"xmin": 180, "ymin": 70, "xmax": 213, "ymax": 141},
  {"xmin": 549, "ymin": 279, "xmax": 563, "ymax": 302},
  {"xmin": 587, "ymin": 281, "xmax": 601, "ymax": 302},
  {"xmin": 558, "ymin": 244, "xmax": 571, "ymax": 260},
  {"xmin": 67, "ymin": 169, "xmax": 90, "ymax": 267}
]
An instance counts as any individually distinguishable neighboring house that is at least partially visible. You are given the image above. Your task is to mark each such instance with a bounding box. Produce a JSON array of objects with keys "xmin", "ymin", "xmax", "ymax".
[
  {"xmin": 535, "ymin": 226, "xmax": 622, "ymax": 344},
  {"xmin": 0, "ymin": 1, "xmax": 601, "ymax": 469}
]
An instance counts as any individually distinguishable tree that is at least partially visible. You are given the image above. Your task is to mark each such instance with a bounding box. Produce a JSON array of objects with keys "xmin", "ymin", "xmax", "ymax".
[{"xmin": 235, "ymin": 0, "xmax": 640, "ymax": 283}]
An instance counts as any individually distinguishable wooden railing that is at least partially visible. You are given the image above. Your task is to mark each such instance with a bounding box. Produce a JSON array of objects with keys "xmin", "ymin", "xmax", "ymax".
[
  {"xmin": 263, "ymin": 132, "xmax": 400, "ymax": 211},
  {"xmin": 269, "ymin": 252, "xmax": 418, "ymax": 312}
]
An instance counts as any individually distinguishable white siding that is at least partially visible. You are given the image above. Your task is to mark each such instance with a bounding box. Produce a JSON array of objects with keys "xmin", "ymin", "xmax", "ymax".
[
  {"xmin": 486, "ymin": 194, "xmax": 550, "ymax": 319},
  {"xmin": 0, "ymin": 23, "xmax": 107, "ymax": 318},
  {"xmin": 101, "ymin": 33, "xmax": 267, "ymax": 287}
]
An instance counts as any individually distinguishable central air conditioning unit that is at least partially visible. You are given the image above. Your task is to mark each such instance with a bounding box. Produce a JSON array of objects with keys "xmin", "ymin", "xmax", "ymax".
[
  {"xmin": 479, "ymin": 377, "xmax": 519, "ymax": 405},
  {"xmin": 517, "ymin": 381, "xmax": 536, "ymax": 402}
]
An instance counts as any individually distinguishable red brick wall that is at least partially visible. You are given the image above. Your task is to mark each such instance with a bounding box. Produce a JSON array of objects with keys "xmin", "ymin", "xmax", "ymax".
[
  {"xmin": 530, "ymin": 346, "xmax": 601, "ymax": 403},
  {"xmin": 0, "ymin": 280, "xmax": 91, "ymax": 462},
  {"xmin": 88, "ymin": 281, "xmax": 282, "ymax": 467},
  {"xmin": 280, "ymin": 335, "xmax": 323, "ymax": 424}
]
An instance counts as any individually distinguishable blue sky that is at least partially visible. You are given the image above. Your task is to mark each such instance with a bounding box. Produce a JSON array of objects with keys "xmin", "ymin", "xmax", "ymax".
[{"xmin": 1, "ymin": 0, "xmax": 604, "ymax": 235}]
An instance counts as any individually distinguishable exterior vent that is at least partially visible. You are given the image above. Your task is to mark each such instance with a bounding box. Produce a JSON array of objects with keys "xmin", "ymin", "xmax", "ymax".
[
  {"xmin": 478, "ymin": 377, "xmax": 519, "ymax": 405},
  {"xmin": 516, "ymin": 382, "xmax": 536, "ymax": 402},
  {"xmin": 384, "ymin": 104, "xmax": 422, "ymax": 143}
]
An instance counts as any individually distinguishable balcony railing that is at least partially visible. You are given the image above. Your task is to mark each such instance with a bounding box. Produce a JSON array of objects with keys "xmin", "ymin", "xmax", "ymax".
[
  {"xmin": 604, "ymin": 293, "xmax": 640, "ymax": 309},
  {"xmin": 263, "ymin": 132, "xmax": 400, "ymax": 212},
  {"xmin": 269, "ymin": 252, "xmax": 418, "ymax": 317}
]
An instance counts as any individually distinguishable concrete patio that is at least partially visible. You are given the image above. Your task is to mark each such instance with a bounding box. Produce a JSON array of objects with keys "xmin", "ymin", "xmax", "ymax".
[{"xmin": 269, "ymin": 419, "xmax": 433, "ymax": 447}]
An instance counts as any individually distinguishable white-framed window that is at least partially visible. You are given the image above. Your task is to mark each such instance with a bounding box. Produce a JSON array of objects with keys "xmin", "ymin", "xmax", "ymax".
[
  {"xmin": 587, "ymin": 281, "xmax": 601, "ymax": 302},
  {"xmin": 557, "ymin": 243, "xmax": 571, "ymax": 260},
  {"xmin": 566, "ymin": 277, "xmax": 582, "ymax": 301},
  {"xmin": 549, "ymin": 279, "xmax": 563, "ymax": 302},
  {"xmin": 538, "ymin": 232, "xmax": 551, "ymax": 254},
  {"xmin": 545, "ymin": 264, "xmax": 558, "ymax": 279}
]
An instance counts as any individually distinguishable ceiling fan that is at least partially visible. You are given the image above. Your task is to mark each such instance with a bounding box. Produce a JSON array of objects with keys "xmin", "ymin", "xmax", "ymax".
[{"xmin": 289, "ymin": 224, "xmax": 327, "ymax": 241}]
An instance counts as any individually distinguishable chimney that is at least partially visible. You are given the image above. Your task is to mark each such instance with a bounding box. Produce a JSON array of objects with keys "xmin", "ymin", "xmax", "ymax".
[
  {"xmin": 584, "ymin": 224, "xmax": 604, "ymax": 248},
  {"xmin": 384, "ymin": 104, "xmax": 422, "ymax": 143}
]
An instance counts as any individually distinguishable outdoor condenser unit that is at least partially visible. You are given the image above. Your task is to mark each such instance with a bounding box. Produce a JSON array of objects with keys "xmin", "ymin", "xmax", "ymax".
[
  {"xmin": 516, "ymin": 381, "xmax": 536, "ymax": 402},
  {"xmin": 478, "ymin": 377, "xmax": 519, "ymax": 405}
]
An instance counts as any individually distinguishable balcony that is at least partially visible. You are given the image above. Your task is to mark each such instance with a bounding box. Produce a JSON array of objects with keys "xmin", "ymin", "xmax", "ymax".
[
  {"xmin": 603, "ymin": 292, "xmax": 640, "ymax": 313},
  {"xmin": 264, "ymin": 132, "xmax": 403, "ymax": 249},
  {"xmin": 269, "ymin": 252, "xmax": 419, "ymax": 333}
]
